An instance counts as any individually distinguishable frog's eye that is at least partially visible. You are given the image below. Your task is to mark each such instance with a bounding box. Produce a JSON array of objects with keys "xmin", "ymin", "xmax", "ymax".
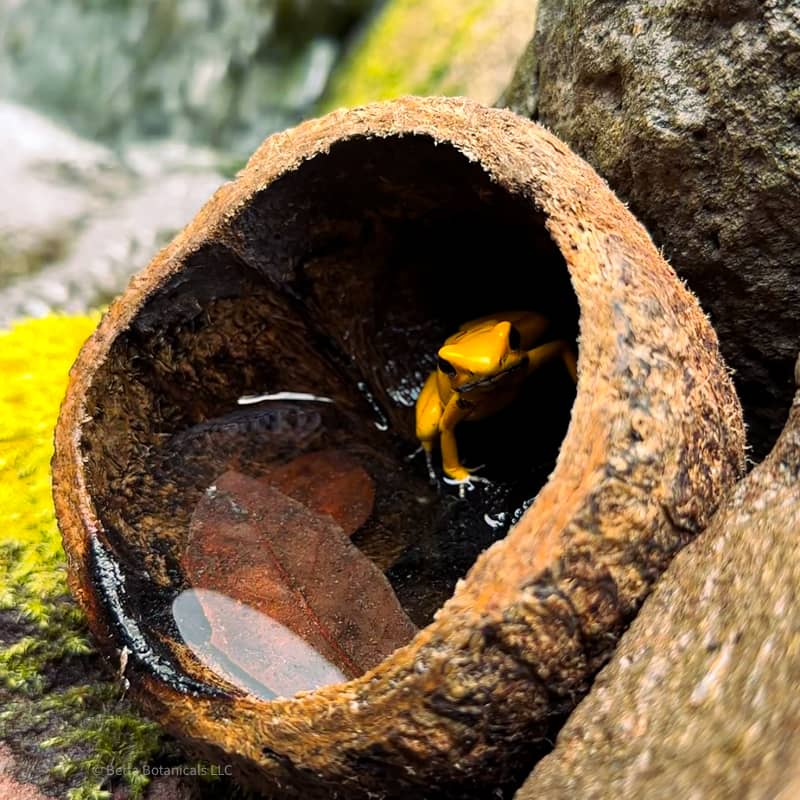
[
  {"xmin": 508, "ymin": 325, "xmax": 522, "ymax": 351},
  {"xmin": 437, "ymin": 356, "xmax": 457, "ymax": 376}
]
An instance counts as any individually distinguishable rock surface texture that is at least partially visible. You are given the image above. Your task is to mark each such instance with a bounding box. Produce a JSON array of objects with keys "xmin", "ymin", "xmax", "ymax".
[
  {"xmin": 503, "ymin": 1, "xmax": 800, "ymax": 458},
  {"xmin": 516, "ymin": 355, "xmax": 800, "ymax": 799}
]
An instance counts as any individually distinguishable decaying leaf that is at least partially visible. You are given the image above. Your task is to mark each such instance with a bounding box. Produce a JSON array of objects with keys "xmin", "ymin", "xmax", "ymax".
[{"xmin": 181, "ymin": 467, "xmax": 415, "ymax": 698}]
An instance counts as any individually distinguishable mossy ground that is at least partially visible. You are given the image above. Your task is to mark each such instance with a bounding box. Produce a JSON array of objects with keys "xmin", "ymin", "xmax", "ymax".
[
  {"xmin": 0, "ymin": 316, "xmax": 172, "ymax": 799},
  {"xmin": 322, "ymin": 0, "xmax": 537, "ymax": 109}
]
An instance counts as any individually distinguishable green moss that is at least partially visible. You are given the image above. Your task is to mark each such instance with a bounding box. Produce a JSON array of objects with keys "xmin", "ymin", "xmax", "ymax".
[
  {"xmin": 3, "ymin": 680, "xmax": 165, "ymax": 800},
  {"xmin": 0, "ymin": 315, "xmax": 168, "ymax": 799},
  {"xmin": 45, "ymin": 700, "xmax": 163, "ymax": 800},
  {"xmin": 321, "ymin": 0, "xmax": 537, "ymax": 110}
]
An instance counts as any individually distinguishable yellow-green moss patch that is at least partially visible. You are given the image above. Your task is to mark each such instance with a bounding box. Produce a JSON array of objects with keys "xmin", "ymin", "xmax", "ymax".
[
  {"xmin": 0, "ymin": 314, "xmax": 100, "ymax": 618},
  {"xmin": 0, "ymin": 315, "xmax": 170, "ymax": 799},
  {"xmin": 322, "ymin": 0, "xmax": 537, "ymax": 109}
]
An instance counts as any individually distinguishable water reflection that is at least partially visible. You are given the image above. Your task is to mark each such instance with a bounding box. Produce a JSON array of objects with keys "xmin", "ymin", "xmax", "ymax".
[
  {"xmin": 180, "ymin": 464, "xmax": 418, "ymax": 689},
  {"xmin": 172, "ymin": 588, "xmax": 347, "ymax": 700}
]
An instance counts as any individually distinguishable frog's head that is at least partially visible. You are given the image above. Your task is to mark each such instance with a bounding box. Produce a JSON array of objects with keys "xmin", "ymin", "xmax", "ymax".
[{"xmin": 437, "ymin": 321, "xmax": 527, "ymax": 392}]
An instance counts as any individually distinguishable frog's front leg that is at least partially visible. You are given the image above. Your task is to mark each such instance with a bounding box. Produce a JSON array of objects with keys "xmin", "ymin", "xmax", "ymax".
[
  {"xmin": 526, "ymin": 340, "xmax": 578, "ymax": 382},
  {"xmin": 439, "ymin": 394, "xmax": 475, "ymax": 482}
]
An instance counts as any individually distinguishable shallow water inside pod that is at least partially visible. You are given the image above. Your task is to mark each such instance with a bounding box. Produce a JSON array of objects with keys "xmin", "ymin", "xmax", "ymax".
[
  {"xmin": 85, "ymin": 320, "xmax": 577, "ymax": 698},
  {"xmin": 86, "ymin": 376, "xmax": 576, "ymax": 698},
  {"xmin": 141, "ymin": 365, "xmax": 574, "ymax": 697}
]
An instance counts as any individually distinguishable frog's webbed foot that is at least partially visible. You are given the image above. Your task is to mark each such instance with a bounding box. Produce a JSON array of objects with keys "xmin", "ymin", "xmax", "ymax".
[{"xmin": 443, "ymin": 468, "xmax": 490, "ymax": 498}]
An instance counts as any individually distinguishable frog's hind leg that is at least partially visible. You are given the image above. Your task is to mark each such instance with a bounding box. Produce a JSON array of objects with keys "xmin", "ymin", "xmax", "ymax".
[{"xmin": 525, "ymin": 340, "xmax": 578, "ymax": 382}]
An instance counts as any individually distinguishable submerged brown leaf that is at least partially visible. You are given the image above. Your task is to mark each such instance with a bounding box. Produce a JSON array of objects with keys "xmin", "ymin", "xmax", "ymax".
[
  {"xmin": 261, "ymin": 449, "xmax": 375, "ymax": 536},
  {"xmin": 181, "ymin": 464, "xmax": 416, "ymax": 698}
]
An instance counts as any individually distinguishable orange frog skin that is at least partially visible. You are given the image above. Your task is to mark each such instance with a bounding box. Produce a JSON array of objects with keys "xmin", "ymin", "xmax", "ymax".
[{"xmin": 415, "ymin": 310, "xmax": 577, "ymax": 484}]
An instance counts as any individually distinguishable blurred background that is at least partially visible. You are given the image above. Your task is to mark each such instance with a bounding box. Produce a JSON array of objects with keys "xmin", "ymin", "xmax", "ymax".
[
  {"xmin": 0, "ymin": 0, "xmax": 534, "ymax": 329},
  {"xmin": 0, "ymin": 0, "xmax": 382, "ymax": 325}
]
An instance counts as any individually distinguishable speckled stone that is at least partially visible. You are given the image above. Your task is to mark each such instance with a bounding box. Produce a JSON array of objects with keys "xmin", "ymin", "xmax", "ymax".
[{"xmin": 516, "ymin": 356, "xmax": 800, "ymax": 800}]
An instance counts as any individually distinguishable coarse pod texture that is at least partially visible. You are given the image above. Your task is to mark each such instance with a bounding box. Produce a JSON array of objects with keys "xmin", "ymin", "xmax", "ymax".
[{"xmin": 52, "ymin": 96, "xmax": 745, "ymax": 799}]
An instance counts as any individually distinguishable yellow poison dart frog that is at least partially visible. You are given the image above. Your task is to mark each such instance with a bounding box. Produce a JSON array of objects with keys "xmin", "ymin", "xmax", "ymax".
[{"xmin": 415, "ymin": 310, "xmax": 577, "ymax": 485}]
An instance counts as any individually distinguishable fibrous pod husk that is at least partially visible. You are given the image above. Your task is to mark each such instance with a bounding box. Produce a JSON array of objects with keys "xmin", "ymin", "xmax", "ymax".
[
  {"xmin": 52, "ymin": 96, "xmax": 745, "ymax": 799},
  {"xmin": 516, "ymin": 355, "xmax": 800, "ymax": 800}
]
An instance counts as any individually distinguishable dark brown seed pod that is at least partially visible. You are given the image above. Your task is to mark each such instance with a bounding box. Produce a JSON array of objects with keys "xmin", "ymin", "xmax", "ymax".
[{"xmin": 52, "ymin": 96, "xmax": 745, "ymax": 799}]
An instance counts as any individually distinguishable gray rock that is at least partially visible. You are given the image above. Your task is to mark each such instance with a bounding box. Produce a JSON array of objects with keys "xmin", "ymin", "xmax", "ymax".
[
  {"xmin": 515, "ymin": 354, "xmax": 800, "ymax": 798},
  {"xmin": 502, "ymin": 1, "xmax": 800, "ymax": 458},
  {"xmin": 0, "ymin": 102, "xmax": 128, "ymax": 288},
  {"xmin": 0, "ymin": 103, "xmax": 224, "ymax": 328}
]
